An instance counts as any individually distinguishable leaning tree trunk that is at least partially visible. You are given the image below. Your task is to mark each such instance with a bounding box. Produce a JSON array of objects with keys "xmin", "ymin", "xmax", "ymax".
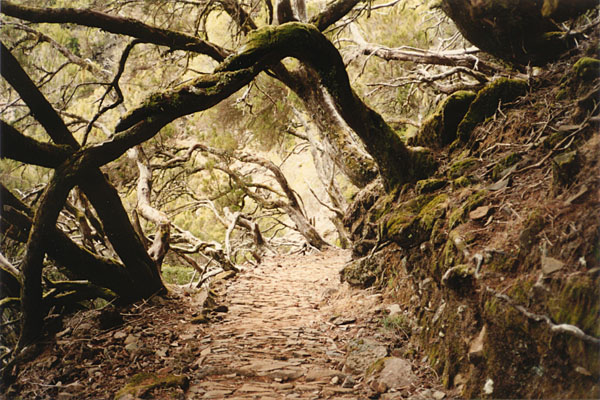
[
  {"xmin": 282, "ymin": 66, "xmax": 378, "ymax": 188},
  {"xmin": 440, "ymin": 0, "xmax": 598, "ymax": 65}
]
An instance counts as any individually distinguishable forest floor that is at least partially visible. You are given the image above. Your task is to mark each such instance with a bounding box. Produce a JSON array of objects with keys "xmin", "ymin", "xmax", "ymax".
[{"xmin": 6, "ymin": 249, "xmax": 446, "ymax": 399}]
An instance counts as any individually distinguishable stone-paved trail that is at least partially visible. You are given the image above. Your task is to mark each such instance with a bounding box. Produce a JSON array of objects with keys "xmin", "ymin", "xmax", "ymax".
[
  {"xmin": 7, "ymin": 248, "xmax": 443, "ymax": 399},
  {"xmin": 187, "ymin": 249, "xmax": 379, "ymax": 399}
]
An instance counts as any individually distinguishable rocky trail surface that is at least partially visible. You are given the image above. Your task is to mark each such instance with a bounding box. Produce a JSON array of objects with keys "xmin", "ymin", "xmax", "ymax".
[{"xmin": 8, "ymin": 249, "xmax": 444, "ymax": 399}]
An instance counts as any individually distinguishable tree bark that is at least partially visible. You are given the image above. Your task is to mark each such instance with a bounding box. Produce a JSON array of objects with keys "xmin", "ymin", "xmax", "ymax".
[
  {"xmin": 1, "ymin": 42, "xmax": 165, "ymax": 301},
  {"xmin": 217, "ymin": 23, "xmax": 436, "ymax": 190},
  {"xmin": 129, "ymin": 146, "xmax": 170, "ymax": 266},
  {"xmin": 0, "ymin": 184, "xmax": 137, "ymax": 302},
  {"xmin": 440, "ymin": 0, "xmax": 596, "ymax": 65}
]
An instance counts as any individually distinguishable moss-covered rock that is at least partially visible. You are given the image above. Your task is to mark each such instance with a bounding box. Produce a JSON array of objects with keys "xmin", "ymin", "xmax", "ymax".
[
  {"xmin": 115, "ymin": 372, "xmax": 188, "ymax": 400},
  {"xmin": 486, "ymin": 250, "xmax": 519, "ymax": 273},
  {"xmin": 457, "ymin": 78, "xmax": 528, "ymax": 142},
  {"xmin": 452, "ymin": 176, "xmax": 472, "ymax": 189},
  {"xmin": 448, "ymin": 190, "xmax": 488, "ymax": 229},
  {"xmin": 418, "ymin": 194, "xmax": 449, "ymax": 232},
  {"xmin": 549, "ymin": 275, "xmax": 600, "ymax": 337},
  {"xmin": 519, "ymin": 210, "xmax": 545, "ymax": 250},
  {"xmin": 573, "ymin": 57, "xmax": 600, "ymax": 82},
  {"xmin": 383, "ymin": 193, "xmax": 449, "ymax": 248},
  {"xmin": 492, "ymin": 152, "xmax": 522, "ymax": 181},
  {"xmin": 415, "ymin": 178, "xmax": 447, "ymax": 194},
  {"xmin": 552, "ymin": 150, "xmax": 581, "ymax": 188},
  {"xmin": 557, "ymin": 57, "xmax": 600, "ymax": 100},
  {"xmin": 442, "ymin": 264, "xmax": 476, "ymax": 294},
  {"xmin": 410, "ymin": 91, "xmax": 476, "ymax": 148},
  {"xmin": 447, "ymin": 157, "xmax": 480, "ymax": 179},
  {"xmin": 340, "ymin": 253, "xmax": 384, "ymax": 288}
]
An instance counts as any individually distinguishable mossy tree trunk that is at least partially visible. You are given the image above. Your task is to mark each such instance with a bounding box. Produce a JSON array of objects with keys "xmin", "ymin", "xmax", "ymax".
[{"xmin": 440, "ymin": 0, "xmax": 597, "ymax": 65}]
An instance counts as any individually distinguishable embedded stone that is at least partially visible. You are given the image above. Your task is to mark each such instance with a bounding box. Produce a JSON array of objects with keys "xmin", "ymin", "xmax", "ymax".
[
  {"xmin": 552, "ymin": 150, "xmax": 580, "ymax": 187},
  {"xmin": 541, "ymin": 256, "xmax": 565, "ymax": 275}
]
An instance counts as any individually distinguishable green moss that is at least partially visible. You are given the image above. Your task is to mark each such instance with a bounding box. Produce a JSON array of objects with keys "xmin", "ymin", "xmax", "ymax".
[
  {"xmin": 448, "ymin": 190, "xmax": 488, "ymax": 229},
  {"xmin": 519, "ymin": 210, "xmax": 545, "ymax": 250},
  {"xmin": 543, "ymin": 130, "xmax": 569, "ymax": 148},
  {"xmin": 410, "ymin": 91, "xmax": 476, "ymax": 147},
  {"xmin": 384, "ymin": 194, "xmax": 449, "ymax": 247},
  {"xmin": 381, "ymin": 314, "xmax": 411, "ymax": 333},
  {"xmin": 452, "ymin": 176, "xmax": 472, "ymax": 189},
  {"xmin": 556, "ymin": 57, "xmax": 600, "ymax": 100},
  {"xmin": 508, "ymin": 279, "xmax": 534, "ymax": 304},
  {"xmin": 418, "ymin": 194, "xmax": 449, "ymax": 232},
  {"xmin": 449, "ymin": 207, "xmax": 466, "ymax": 230},
  {"xmin": 549, "ymin": 275, "xmax": 600, "ymax": 337},
  {"xmin": 365, "ymin": 357, "xmax": 389, "ymax": 377},
  {"xmin": 442, "ymin": 264, "xmax": 476, "ymax": 293},
  {"xmin": 465, "ymin": 190, "xmax": 488, "ymax": 212},
  {"xmin": 447, "ymin": 157, "xmax": 480, "ymax": 179},
  {"xmin": 457, "ymin": 78, "xmax": 528, "ymax": 142},
  {"xmin": 115, "ymin": 373, "xmax": 188, "ymax": 400},
  {"xmin": 430, "ymin": 218, "xmax": 447, "ymax": 245},
  {"xmin": 492, "ymin": 152, "xmax": 521, "ymax": 181},
  {"xmin": 415, "ymin": 178, "xmax": 447, "ymax": 194},
  {"xmin": 340, "ymin": 256, "xmax": 382, "ymax": 288},
  {"xmin": 487, "ymin": 251, "xmax": 519, "ymax": 273},
  {"xmin": 552, "ymin": 150, "xmax": 580, "ymax": 188},
  {"xmin": 573, "ymin": 57, "xmax": 600, "ymax": 81}
]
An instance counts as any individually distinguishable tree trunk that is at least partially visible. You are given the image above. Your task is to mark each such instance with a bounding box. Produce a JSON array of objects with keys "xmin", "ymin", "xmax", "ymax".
[
  {"xmin": 281, "ymin": 67, "xmax": 378, "ymax": 188},
  {"xmin": 440, "ymin": 0, "xmax": 597, "ymax": 65},
  {"xmin": 0, "ymin": 184, "xmax": 137, "ymax": 302}
]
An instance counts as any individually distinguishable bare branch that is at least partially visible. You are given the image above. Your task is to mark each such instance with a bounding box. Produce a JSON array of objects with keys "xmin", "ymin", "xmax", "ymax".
[{"xmin": 1, "ymin": 0, "xmax": 229, "ymax": 61}]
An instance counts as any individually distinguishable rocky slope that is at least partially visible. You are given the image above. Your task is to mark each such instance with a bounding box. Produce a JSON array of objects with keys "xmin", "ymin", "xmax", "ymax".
[{"xmin": 341, "ymin": 25, "xmax": 600, "ymax": 399}]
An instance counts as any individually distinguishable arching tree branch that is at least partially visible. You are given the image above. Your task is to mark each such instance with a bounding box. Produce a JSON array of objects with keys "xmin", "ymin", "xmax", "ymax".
[{"xmin": 1, "ymin": 1, "xmax": 228, "ymax": 61}]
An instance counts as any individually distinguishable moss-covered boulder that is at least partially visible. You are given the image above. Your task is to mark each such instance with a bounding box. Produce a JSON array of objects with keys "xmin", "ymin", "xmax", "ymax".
[
  {"xmin": 452, "ymin": 176, "xmax": 472, "ymax": 189},
  {"xmin": 382, "ymin": 193, "xmax": 448, "ymax": 247},
  {"xmin": 447, "ymin": 157, "xmax": 480, "ymax": 179},
  {"xmin": 457, "ymin": 79, "xmax": 528, "ymax": 142},
  {"xmin": 448, "ymin": 190, "xmax": 488, "ymax": 229},
  {"xmin": 573, "ymin": 57, "xmax": 600, "ymax": 82},
  {"xmin": 340, "ymin": 256, "xmax": 381, "ymax": 288},
  {"xmin": 442, "ymin": 264, "xmax": 476, "ymax": 294},
  {"xmin": 519, "ymin": 210, "xmax": 545, "ymax": 250},
  {"xmin": 557, "ymin": 57, "xmax": 600, "ymax": 100},
  {"xmin": 409, "ymin": 91, "xmax": 476, "ymax": 148},
  {"xmin": 552, "ymin": 150, "xmax": 581, "ymax": 188}
]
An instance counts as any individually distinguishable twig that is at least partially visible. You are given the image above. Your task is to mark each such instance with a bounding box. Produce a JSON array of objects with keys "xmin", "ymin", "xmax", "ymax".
[{"xmin": 486, "ymin": 287, "xmax": 600, "ymax": 345}]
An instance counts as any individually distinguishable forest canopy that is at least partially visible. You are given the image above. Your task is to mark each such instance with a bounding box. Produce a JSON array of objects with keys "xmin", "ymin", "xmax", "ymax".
[{"xmin": 0, "ymin": 0, "xmax": 596, "ymax": 371}]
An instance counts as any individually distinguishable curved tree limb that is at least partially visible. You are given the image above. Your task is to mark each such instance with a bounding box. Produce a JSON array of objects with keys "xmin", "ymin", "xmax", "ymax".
[
  {"xmin": 0, "ymin": 1, "xmax": 228, "ymax": 61},
  {"xmin": 0, "ymin": 120, "xmax": 72, "ymax": 168},
  {"xmin": 310, "ymin": 0, "xmax": 361, "ymax": 32},
  {"xmin": 121, "ymin": 23, "xmax": 434, "ymax": 190},
  {"xmin": 129, "ymin": 146, "xmax": 170, "ymax": 265},
  {"xmin": 0, "ymin": 184, "xmax": 137, "ymax": 302},
  {"xmin": 218, "ymin": 0, "xmax": 378, "ymax": 187}
]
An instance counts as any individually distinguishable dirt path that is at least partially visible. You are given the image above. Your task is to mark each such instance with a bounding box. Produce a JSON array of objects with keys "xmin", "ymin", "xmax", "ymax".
[
  {"xmin": 188, "ymin": 249, "xmax": 375, "ymax": 399},
  {"xmin": 9, "ymin": 249, "xmax": 442, "ymax": 399}
]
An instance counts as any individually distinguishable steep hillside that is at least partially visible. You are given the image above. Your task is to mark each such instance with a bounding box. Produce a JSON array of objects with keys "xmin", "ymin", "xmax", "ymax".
[{"xmin": 341, "ymin": 25, "xmax": 600, "ymax": 399}]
